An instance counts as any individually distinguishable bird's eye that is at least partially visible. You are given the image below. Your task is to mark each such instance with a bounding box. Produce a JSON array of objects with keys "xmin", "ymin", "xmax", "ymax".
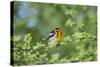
[{"xmin": 55, "ymin": 30, "xmax": 58, "ymax": 32}]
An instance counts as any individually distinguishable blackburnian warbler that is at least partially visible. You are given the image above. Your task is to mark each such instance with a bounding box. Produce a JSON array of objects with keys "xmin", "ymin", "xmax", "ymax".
[{"xmin": 46, "ymin": 28, "xmax": 63, "ymax": 45}]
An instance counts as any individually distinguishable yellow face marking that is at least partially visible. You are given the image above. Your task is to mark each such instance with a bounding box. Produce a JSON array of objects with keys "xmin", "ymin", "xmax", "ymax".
[{"xmin": 55, "ymin": 29, "xmax": 62, "ymax": 41}]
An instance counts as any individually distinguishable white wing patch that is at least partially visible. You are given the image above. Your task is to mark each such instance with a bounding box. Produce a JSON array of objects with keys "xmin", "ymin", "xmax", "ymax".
[{"xmin": 49, "ymin": 32, "xmax": 55, "ymax": 36}]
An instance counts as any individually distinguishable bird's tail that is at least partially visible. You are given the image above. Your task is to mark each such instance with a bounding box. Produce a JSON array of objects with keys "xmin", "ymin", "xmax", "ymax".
[
  {"xmin": 42, "ymin": 36, "xmax": 49, "ymax": 40},
  {"xmin": 42, "ymin": 37, "xmax": 46, "ymax": 40}
]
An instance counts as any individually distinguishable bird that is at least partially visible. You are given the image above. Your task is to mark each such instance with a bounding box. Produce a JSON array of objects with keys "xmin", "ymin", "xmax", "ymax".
[{"xmin": 43, "ymin": 28, "xmax": 63, "ymax": 46}]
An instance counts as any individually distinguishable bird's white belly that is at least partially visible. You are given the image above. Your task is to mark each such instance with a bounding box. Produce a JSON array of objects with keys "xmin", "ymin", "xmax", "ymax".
[{"xmin": 48, "ymin": 36, "xmax": 57, "ymax": 45}]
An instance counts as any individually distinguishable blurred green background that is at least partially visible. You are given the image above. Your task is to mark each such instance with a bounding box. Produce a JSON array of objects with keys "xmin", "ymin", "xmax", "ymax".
[
  {"xmin": 13, "ymin": 1, "xmax": 97, "ymax": 43},
  {"xmin": 12, "ymin": 1, "xmax": 97, "ymax": 65}
]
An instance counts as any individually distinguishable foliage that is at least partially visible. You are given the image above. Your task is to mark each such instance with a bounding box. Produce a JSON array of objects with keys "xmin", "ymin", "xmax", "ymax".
[{"xmin": 12, "ymin": 32, "xmax": 97, "ymax": 65}]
